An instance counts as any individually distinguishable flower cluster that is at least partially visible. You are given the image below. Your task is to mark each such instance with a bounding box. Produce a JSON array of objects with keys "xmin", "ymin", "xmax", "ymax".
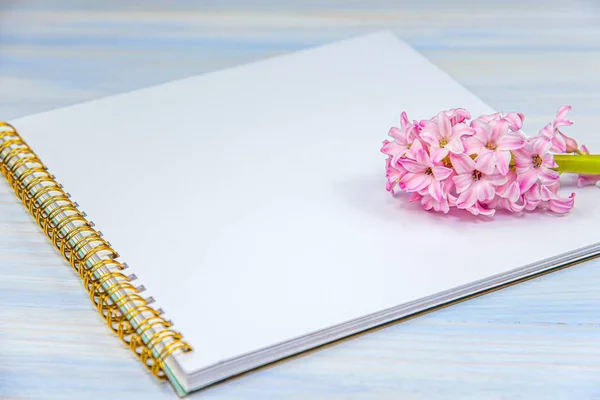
[{"xmin": 381, "ymin": 105, "xmax": 591, "ymax": 217}]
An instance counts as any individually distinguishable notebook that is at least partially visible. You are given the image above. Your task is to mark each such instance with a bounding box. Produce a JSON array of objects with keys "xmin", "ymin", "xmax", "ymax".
[{"xmin": 2, "ymin": 31, "xmax": 600, "ymax": 397}]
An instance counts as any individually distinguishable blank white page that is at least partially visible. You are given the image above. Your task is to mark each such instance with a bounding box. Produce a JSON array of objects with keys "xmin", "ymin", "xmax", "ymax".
[{"xmin": 10, "ymin": 31, "xmax": 600, "ymax": 374}]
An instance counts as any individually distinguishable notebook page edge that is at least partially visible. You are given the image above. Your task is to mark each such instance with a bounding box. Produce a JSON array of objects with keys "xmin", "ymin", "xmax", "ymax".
[{"xmin": 181, "ymin": 243, "xmax": 600, "ymax": 392}]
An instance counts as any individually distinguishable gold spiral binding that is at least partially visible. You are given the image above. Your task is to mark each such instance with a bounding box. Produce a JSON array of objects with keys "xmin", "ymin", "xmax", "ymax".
[{"xmin": 0, "ymin": 122, "xmax": 192, "ymax": 382}]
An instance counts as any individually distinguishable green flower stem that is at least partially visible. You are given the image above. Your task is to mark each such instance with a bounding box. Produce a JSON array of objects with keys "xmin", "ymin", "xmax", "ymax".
[{"xmin": 554, "ymin": 154, "xmax": 600, "ymax": 175}]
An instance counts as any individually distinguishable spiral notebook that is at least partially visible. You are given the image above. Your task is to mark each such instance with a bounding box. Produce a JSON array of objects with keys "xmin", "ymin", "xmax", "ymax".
[{"xmin": 2, "ymin": 31, "xmax": 600, "ymax": 397}]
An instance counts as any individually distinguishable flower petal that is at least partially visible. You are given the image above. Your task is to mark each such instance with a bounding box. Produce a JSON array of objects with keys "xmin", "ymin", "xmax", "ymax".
[
  {"xmin": 408, "ymin": 192, "xmax": 422, "ymax": 202},
  {"xmin": 453, "ymin": 174, "xmax": 473, "ymax": 193},
  {"xmin": 540, "ymin": 185, "xmax": 555, "ymax": 201},
  {"xmin": 418, "ymin": 133, "xmax": 440, "ymax": 149},
  {"xmin": 485, "ymin": 173, "xmax": 508, "ymax": 186},
  {"xmin": 505, "ymin": 181, "xmax": 521, "ymax": 203},
  {"xmin": 550, "ymin": 133, "xmax": 567, "ymax": 153},
  {"xmin": 475, "ymin": 151, "xmax": 496, "ymax": 175},
  {"xmin": 532, "ymin": 136, "xmax": 553, "ymax": 156},
  {"xmin": 405, "ymin": 138, "xmax": 424, "ymax": 159},
  {"xmin": 463, "ymin": 136, "xmax": 485, "ymax": 155},
  {"xmin": 560, "ymin": 132, "xmax": 578, "ymax": 153},
  {"xmin": 382, "ymin": 140, "xmax": 406, "ymax": 165},
  {"xmin": 496, "ymin": 150, "xmax": 511, "ymax": 175},
  {"xmin": 473, "ymin": 113, "xmax": 500, "ymax": 124},
  {"xmin": 429, "ymin": 146, "xmax": 448, "ymax": 164},
  {"xmin": 391, "ymin": 152, "xmax": 407, "ymax": 167},
  {"xmin": 418, "ymin": 121, "xmax": 441, "ymax": 146},
  {"xmin": 497, "ymin": 198, "xmax": 523, "ymax": 212},
  {"xmin": 399, "ymin": 159, "xmax": 425, "ymax": 174},
  {"xmin": 581, "ymin": 144, "xmax": 590, "ymax": 155},
  {"xmin": 471, "ymin": 120, "xmax": 492, "ymax": 143},
  {"xmin": 400, "ymin": 111, "xmax": 410, "ymax": 129},
  {"xmin": 546, "ymin": 181, "xmax": 560, "ymax": 194},
  {"xmin": 476, "ymin": 181, "xmax": 496, "ymax": 202},
  {"xmin": 538, "ymin": 167, "xmax": 560, "ymax": 185},
  {"xmin": 497, "ymin": 133, "xmax": 526, "ymax": 150},
  {"xmin": 380, "ymin": 140, "xmax": 394, "ymax": 156},
  {"xmin": 518, "ymin": 168, "xmax": 539, "ymax": 193},
  {"xmin": 399, "ymin": 173, "xmax": 431, "ymax": 192},
  {"xmin": 420, "ymin": 195, "xmax": 434, "ymax": 211},
  {"xmin": 515, "ymin": 165, "xmax": 531, "ymax": 175},
  {"xmin": 490, "ymin": 120, "xmax": 509, "ymax": 143},
  {"xmin": 450, "ymin": 153, "xmax": 475, "ymax": 174},
  {"xmin": 432, "ymin": 165, "xmax": 453, "ymax": 181},
  {"xmin": 542, "ymin": 153, "xmax": 558, "ymax": 169},
  {"xmin": 548, "ymin": 193, "xmax": 575, "ymax": 214},
  {"xmin": 453, "ymin": 123, "xmax": 475, "ymax": 138},
  {"xmin": 524, "ymin": 199, "xmax": 541, "ymax": 211},
  {"xmin": 456, "ymin": 187, "xmax": 478, "ymax": 209},
  {"xmin": 444, "ymin": 136, "xmax": 465, "ymax": 154},
  {"xmin": 512, "ymin": 143, "xmax": 533, "ymax": 164},
  {"xmin": 386, "ymin": 181, "xmax": 396, "ymax": 193},
  {"xmin": 555, "ymin": 105, "xmax": 572, "ymax": 120},
  {"xmin": 472, "ymin": 202, "xmax": 496, "ymax": 217},
  {"xmin": 524, "ymin": 185, "xmax": 544, "ymax": 210},
  {"xmin": 386, "ymin": 159, "xmax": 405, "ymax": 177},
  {"xmin": 428, "ymin": 180, "xmax": 444, "ymax": 202},
  {"xmin": 437, "ymin": 112, "xmax": 452, "ymax": 139},
  {"xmin": 415, "ymin": 149, "xmax": 432, "ymax": 167},
  {"xmin": 578, "ymin": 174, "xmax": 600, "ymax": 187},
  {"xmin": 538, "ymin": 124, "xmax": 554, "ymax": 140},
  {"xmin": 446, "ymin": 108, "xmax": 471, "ymax": 125},
  {"xmin": 524, "ymin": 182, "xmax": 541, "ymax": 202},
  {"xmin": 553, "ymin": 105, "xmax": 573, "ymax": 129},
  {"xmin": 388, "ymin": 127, "xmax": 404, "ymax": 142},
  {"xmin": 504, "ymin": 112, "xmax": 524, "ymax": 131},
  {"xmin": 438, "ymin": 199, "xmax": 450, "ymax": 214},
  {"xmin": 464, "ymin": 205, "xmax": 480, "ymax": 216}
]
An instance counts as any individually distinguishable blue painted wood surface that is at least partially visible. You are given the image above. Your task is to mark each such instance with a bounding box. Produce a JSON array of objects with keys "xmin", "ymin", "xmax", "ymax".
[{"xmin": 2, "ymin": 1, "xmax": 600, "ymax": 399}]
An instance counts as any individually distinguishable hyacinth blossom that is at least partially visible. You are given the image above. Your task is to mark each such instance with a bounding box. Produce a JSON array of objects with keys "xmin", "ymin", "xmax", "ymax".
[{"xmin": 381, "ymin": 105, "xmax": 600, "ymax": 217}]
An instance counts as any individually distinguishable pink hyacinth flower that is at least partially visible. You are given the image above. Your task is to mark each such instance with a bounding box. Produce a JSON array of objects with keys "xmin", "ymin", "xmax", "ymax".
[
  {"xmin": 537, "ymin": 123, "xmax": 567, "ymax": 153},
  {"xmin": 493, "ymin": 196, "xmax": 526, "ymax": 213},
  {"xmin": 464, "ymin": 119, "xmax": 525, "ymax": 175},
  {"xmin": 381, "ymin": 105, "xmax": 588, "ymax": 217},
  {"xmin": 443, "ymin": 108, "xmax": 472, "ymax": 125},
  {"xmin": 410, "ymin": 119, "xmax": 428, "ymax": 134},
  {"xmin": 553, "ymin": 105, "xmax": 574, "ymax": 130},
  {"xmin": 473, "ymin": 112, "xmax": 525, "ymax": 131},
  {"xmin": 495, "ymin": 170, "xmax": 521, "ymax": 203},
  {"xmin": 408, "ymin": 178, "xmax": 455, "ymax": 214},
  {"xmin": 421, "ymin": 193, "xmax": 450, "ymax": 213},
  {"xmin": 576, "ymin": 145, "xmax": 600, "ymax": 187},
  {"xmin": 398, "ymin": 143, "xmax": 453, "ymax": 200},
  {"xmin": 534, "ymin": 105, "xmax": 576, "ymax": 153},
  {"xmin": 419, "ymin": 112, "xmax": 474, "ymax": 157},
  {"xmin": 465, "ymin": 201, "xmax": 496, "ymax": 217},
  {"xmin": 541, "ymin": 182, "xmax": 575, "ymax": 214},
  {"xmin": 560, "ymin": 132, "xmax": 579, "ymax": 153},
  {"xmin": 491, "ymin": 170, "xmax": 526, "ymax": 212},
  {"xmin": 409, "ymin": 191, "xmax": 451, "ymax": 214},
  {"xmin": 384, "ymin": 156, "xmax": 407, "ymax": 194},
  {"xmin": 553, "ymin": 105, "xmax": 578, "ymax": 153},
  {"xmin": 450, "ymin": 153, "xmax": 508, "ymax": 209},
  {"xmin": 576, "ymin": 174, "xmax": 600, "ymax": 187},
  {"xmin": 513, "ymin": 140, "xmax": 559, "ymax": 192},
  {"xmin": 523, "ymin": 183, "xmax": 543, "ymax": 211},
  {"xmin": 381, "ymin": 112, "xmax": 419, "ymax": 165}
]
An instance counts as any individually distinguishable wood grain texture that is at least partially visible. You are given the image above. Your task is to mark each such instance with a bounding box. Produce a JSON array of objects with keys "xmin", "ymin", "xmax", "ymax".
[{"xmin": 2, "ymin": 1, "xmax": 600, "ymax": 399}]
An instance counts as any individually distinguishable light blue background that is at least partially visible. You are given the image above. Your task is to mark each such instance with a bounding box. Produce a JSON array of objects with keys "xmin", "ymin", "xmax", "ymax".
[{"xmin": 1, "ymin": 1, "xmax": 600, "ymax": 399}]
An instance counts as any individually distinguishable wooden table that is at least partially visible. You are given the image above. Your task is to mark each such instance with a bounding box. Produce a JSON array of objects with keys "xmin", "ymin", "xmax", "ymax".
[{"xmin": 2, "ymin": 1, "xmax": 600, "ymax": 399}]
